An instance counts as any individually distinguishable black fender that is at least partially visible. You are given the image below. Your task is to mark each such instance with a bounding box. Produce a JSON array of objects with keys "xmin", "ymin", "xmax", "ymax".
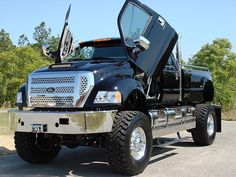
[
  {"xmin": 185, "ymin": 70, "xmax": 214, "ymax": 104},
  {"xmin": 203, "ymin": 80, "xmax": 214, "ymax": 102},
  {"xmin": 16, "ymin": 84, "xmax": 27, "ymax": 107},
  {"xmin": 84, "ymin": 75, "xmax": 146, "ymax": 110}
]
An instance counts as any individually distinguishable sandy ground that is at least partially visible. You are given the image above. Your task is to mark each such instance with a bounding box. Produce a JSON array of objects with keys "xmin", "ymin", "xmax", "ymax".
[{"xmin": 0, "ymin": 135, "xmax": 15, "ymax": 155}]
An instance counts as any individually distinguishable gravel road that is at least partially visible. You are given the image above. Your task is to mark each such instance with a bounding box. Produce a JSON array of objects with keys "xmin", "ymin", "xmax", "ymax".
[{"xmin": 0, "ymin": 121, "xmax": 235, "ymax": 177}]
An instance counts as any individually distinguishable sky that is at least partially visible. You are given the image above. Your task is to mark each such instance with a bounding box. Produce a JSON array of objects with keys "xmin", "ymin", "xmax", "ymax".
[{"xmin": 0, "ymin": 0, "xmax": 236, "ymax": 60}]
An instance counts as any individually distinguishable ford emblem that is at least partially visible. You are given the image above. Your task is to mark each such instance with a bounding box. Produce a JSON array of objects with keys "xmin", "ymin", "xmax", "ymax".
[{"xmin": 46, "ymin": 87, "xmax": 56, "ymax": 93}]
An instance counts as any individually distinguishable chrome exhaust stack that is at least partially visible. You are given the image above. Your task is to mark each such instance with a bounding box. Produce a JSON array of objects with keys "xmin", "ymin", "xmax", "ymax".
[{"xmin": 176, "ymin": 34, "xmax": 183, "ymax": 102}]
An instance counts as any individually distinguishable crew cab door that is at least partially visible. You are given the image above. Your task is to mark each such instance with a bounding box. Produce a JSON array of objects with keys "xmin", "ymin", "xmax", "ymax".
[
  {"xmin": 162, "ymin": 55, "xmax": 180, "ymax": 103},
  {"xmin": 118, "ymin": 0, "xmax": 178, "ymax": 78}
]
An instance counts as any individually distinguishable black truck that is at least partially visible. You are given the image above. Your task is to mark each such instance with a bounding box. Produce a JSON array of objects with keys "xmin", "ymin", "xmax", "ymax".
[{"xmin": 12, "ymin": 0, "xmax": 221, "ymax": 175}]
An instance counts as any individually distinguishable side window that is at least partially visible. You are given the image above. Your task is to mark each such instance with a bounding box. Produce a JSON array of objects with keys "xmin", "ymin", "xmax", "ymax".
[{"xmin": 165, "ymin": 55, "xmax": 177, "ymax": 71}]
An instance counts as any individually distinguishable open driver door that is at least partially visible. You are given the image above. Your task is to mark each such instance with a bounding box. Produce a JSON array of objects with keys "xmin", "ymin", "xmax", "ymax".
[
  {"xmin": 118, "ymin": 0, "xmax": 178, "ymax": 78},
  {"xmin": 42, "ymin": 5, "xmax": 74, "ymax": 63}
]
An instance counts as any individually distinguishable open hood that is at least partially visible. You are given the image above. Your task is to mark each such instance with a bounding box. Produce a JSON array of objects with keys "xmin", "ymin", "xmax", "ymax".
[{"xmin": 118, "ymin": 0, "xmax": 178, "ymax": 77}]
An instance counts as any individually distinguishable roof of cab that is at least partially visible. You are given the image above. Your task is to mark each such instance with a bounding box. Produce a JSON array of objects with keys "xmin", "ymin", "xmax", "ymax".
[{"xmin": 79, "ymin": 37, "xmax": 121, "ymax": 47}]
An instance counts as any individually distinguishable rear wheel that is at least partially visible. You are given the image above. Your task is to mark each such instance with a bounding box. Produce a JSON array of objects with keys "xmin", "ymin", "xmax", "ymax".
[
  {"xmin": 191, "ymin": 104, "xmax": 217, "ymax": 146},
  {"xmin": 106, "ymin": 111, "xmax": 152, "ymax": 175},
  {"xmin": 15, "ymin": 132, "xmax": 61, "ymax": 164}
]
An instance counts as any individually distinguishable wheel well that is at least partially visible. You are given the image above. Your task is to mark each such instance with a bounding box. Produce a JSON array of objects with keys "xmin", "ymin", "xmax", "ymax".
[
  {"xmin": 122, "ymin": 90, "xmax": 148, "ymax": 114},
  {"xmin": 203, "ymin": 81, "xmax": 214, "ymax": 102}
]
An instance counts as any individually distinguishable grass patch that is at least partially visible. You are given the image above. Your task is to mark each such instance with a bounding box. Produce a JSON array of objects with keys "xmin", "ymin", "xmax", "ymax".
[{"xmin": 0, "ymin": 113, "xmax": 14, "ymax": 135}]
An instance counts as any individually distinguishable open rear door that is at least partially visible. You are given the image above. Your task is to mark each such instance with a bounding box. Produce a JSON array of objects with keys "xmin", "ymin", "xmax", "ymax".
[{"xmin": 118, "ymin": 0, "xmax": 178, "ymax": 77}]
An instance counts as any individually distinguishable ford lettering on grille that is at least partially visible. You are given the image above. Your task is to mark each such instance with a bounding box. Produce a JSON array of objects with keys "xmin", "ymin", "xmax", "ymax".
[{"xmin": 46, "ymin": 87, "xmax": 56, "ymax": 93}]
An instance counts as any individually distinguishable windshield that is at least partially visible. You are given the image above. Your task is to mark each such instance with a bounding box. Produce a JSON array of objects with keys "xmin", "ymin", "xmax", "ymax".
[{"xmin": 64, "ymin": 45, "xmax": 126, "ymax": 62}]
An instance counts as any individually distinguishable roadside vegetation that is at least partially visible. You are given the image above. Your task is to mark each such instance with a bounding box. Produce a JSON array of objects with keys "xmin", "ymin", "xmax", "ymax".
[
  {"xmin": 0, "ymin": 23, "xmax": 236, "ymax": 120},
  {"xmin": 0, "ymin": 22, "xmax": 58, "ymax": 106},
  {"xmin": 189, "ymin": 39, "xmax": 236, "ymax": 120},
  {"xmin": 222, "ymin": 103, "xmax": 236, "ymax": 121}
]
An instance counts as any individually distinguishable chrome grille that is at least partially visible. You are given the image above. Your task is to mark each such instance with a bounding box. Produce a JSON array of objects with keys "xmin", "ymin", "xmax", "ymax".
[
  {"xmin": 30, "ymin": 96, "xmax": 74, "ymax": 104},
  {"xmin": 80, "ymin": 76, "xmax": 88, "ymax": 96},
  {"xmin": 28, "ymin": 71, "xmax": 94, "ymax": 108},
  {"xmin": 31, "ymin": 77, "xmax": 75, "ymax": 84},
  {"xmin": 30, "ymin": 87, "xmax": 74, "ymax": 94}
]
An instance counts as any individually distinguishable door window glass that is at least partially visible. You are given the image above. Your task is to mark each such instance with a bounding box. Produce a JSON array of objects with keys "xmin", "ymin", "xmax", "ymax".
[
  {"xmin": 120, "ymin": 3, "xmax": 151, "ymax": 47},
  {"xmin": 165, "ymin": 55, "xmax": 177, "ymax": 71}
]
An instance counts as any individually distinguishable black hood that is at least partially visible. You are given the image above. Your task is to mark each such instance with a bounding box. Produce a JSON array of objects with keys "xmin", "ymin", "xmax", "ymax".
[{"xmin": 32, "ymin": 60, "xmax": 133, "ymax": 82}]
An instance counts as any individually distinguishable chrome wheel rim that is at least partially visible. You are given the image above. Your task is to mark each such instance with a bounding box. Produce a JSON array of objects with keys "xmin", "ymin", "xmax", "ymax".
[
  {"xmin": 130, "ymin": 127, "xmax": 146, "ymax": 160},
  {"xmin": 207, "ymin": 114, "xmax": 214, "ymax": 136}
]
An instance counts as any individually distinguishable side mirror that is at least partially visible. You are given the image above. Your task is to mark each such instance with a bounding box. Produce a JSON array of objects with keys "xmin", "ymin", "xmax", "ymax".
[
  {"xmin": 130, "ymin": 36, "xmax": 150, "ymax": 59},
  {"xmin": 134, "ymin": 36, "xmax": 150, "ymax": 51},
  {"xmin": 42, "ymin": 43, "xmax": 51, "ymax": 57},
  {"xmin": 42, "ymin": 44, "xmax": 58, "ymax": 59}
]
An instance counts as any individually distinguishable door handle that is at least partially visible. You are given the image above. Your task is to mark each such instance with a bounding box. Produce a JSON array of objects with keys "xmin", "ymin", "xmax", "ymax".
[{"xmin": 175, "ymin": 72, "xmax": 179, "ymax": 80}]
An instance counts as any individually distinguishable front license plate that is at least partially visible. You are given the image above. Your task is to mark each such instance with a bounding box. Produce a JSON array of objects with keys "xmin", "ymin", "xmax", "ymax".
[{"xmin": 32, "ymin": 124, "xmax": 47, "ymax": 133}]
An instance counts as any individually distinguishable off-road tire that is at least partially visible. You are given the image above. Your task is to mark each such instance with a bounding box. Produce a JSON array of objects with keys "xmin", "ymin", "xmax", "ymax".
[
  {"xmin": 106, "ymin": 111, "xmax": 152, "ymax": 175},
  {"xmin": 15, "ymin": 132, "xmax": 61, "ymax": 164},
  {"xmin": 191, "ymin": 104, "xmax": 217, "ymax": 146}
]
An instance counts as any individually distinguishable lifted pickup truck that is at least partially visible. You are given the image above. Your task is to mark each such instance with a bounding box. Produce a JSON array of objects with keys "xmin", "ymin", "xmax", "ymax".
[{"xmin": 12, "ymin": 0, "xmax": 221, "ymax": 175}]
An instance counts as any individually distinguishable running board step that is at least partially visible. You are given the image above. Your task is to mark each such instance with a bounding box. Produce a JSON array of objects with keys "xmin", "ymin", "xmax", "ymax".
[{"xmin": 153, "ymin": 133, "xmax": 192, "ymax": 148}]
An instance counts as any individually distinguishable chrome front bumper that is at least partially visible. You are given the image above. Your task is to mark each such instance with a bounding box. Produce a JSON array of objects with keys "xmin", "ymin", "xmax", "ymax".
[{"xmin": 9, "ymin": 110, "xmax": 116, "ymax": 134}]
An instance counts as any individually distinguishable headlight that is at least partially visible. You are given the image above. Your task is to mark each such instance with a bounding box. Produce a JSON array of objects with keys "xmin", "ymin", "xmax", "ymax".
[
  {"xmin": 94, "ymin": 91, "xmax": 121, "ymax": 104},
  {"xmin": 16, "ymin": 92, "xmax": 23, "ymax": 103}
]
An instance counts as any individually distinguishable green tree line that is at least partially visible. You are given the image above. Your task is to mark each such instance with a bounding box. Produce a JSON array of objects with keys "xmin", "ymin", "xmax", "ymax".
[
  {"xmin": 188, "ymin": 38, "xmax": 236, "ymax": 111},
  {"xmin": 0, "ymin": 22, "xmax": 59, "ymax": 106}
]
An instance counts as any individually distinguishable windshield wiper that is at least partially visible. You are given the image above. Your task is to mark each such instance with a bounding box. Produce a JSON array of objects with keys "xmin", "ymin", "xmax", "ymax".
[
  {"xmin": 91, "ymin": 57, "xmax": 118, "ymax": 63},
  {"xmin": 67, "ymin": 58, "xmax": 82, "ymax": 62},
  {"xmin": 92, "ymin": 57, "xmax": 114, "ymax": 60},
  {"xmin": 115, "ymin": 58, "xmax": 130, "ymax": 66},
  {"xmin": 66, "ymin": 56, "xmax": 124, "ymax": 63}
]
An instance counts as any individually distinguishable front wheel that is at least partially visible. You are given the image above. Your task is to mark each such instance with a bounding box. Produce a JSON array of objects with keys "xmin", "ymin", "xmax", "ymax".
[
  {"xmin": 106, "ymin": 111, "xmax": 153, "ymax": 175},
  {"xmin": 15, "ymin": 132, "xmax": 61, "ymax": 164},
  {"xmin": 191, "ymin": 104, "xmax": 217, "ymax": 146}
]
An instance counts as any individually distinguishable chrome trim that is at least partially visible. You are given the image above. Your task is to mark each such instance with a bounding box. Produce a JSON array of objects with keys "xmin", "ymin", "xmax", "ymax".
[
  {"xmin": 184, "ymin": 65, "xmax": 209, "ymax": 72},
  {"xmin": 77, "ymin": 86, "xmax": 94, "ymax": 108},
  {"xmin": 152, "ymin": 121, "xmax": 196, "ymax": 138},
  {"xmin": 149, "ymin": 106, "xmax": 196, "ymax": 138},
  {"xmin": 176, "ymin": 34, "xmax": 183, "ymax": 102},
  {"xmin": 10, "ymin": 110, "xmax": 116, "ymax": 134}
]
